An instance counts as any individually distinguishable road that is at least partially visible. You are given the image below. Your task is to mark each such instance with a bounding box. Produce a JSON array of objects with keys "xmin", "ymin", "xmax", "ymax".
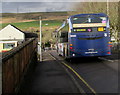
[
  {"xmin": 50, "ymin": 50, "xmax": 119, "ymax": 93},
  {"xmin": 19, "ymin": 51, "xmax": 80, "ymax": 94},
  {"xmin": 19, "ymin": 50, "xmax": 119, "ymax": 94}
]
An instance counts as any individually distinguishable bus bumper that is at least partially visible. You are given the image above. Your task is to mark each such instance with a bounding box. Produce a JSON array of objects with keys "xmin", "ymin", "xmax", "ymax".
[{"xmin": 69, "ymin": 51, "xmax": 111, "ymax": 58}]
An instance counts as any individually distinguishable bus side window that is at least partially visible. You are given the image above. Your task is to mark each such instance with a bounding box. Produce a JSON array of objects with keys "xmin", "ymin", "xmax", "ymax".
[{"xmin": 60, "ymin": 32, "xmax": 68, "ymax": 42}]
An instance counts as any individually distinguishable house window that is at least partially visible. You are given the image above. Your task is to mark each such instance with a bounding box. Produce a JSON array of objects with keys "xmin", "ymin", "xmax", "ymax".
[{"xmin": 3, "ymin": 43, "xmax": 15, "ymax": 49}]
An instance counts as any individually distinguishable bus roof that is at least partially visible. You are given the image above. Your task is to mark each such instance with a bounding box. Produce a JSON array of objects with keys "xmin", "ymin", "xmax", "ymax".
[{"xmin": 69, "ymin": 13, "xmax": 108, "ymax": 18}]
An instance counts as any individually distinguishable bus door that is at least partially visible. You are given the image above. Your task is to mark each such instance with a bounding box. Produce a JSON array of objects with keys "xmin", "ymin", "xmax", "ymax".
[{"xmin": 58, "ymin": 32, "xmax": 68, "ymax": 56}]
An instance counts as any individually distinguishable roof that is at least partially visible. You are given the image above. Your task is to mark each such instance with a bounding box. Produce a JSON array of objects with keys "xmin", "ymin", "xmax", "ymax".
[
  {"xmin": 0, "ymin": 24, "xmax": 24, "ymax": 34},
  {"xmin": 8, "ymin": 25, "xmax": 38, "ymax": 38},
  {"xmin": 9, "ymin": 24, "xmax": 24, "ymax": 33},
  {"xmin": 70, "ymin": 13, "xmax": 108, "ymax": 18},
  {"xmin": 1, "ymin": 24, "xmax": 29, "ymax": 34},
  {"xmin": 1, "ymin": 24, "xmax": 38, "ymax": 38},
  {"xmin": 24, "ymin": 31, "xmax": 38, "ymax": 38}
]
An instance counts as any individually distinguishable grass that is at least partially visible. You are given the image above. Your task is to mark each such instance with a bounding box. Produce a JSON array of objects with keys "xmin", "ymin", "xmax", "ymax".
[
  {"xmin": 0, "ymin": 12, "xmax": 68, "ymax": 44},
  {"xmin": 1, "ymin": 20, "xmax": 63, "ymax": 44},
  {"xmin": 1, "ymin": 20, "xmax": 62, "ymax": 30},
  {"xmin": 1, "ymin": 12, "xmax": 68, "ymax": 19}
]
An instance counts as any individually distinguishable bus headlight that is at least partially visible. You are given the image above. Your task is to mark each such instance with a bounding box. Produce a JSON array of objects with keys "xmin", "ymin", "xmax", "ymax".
[
  {"xmin": 98, "ymin": 27, "xmax": 104, "ymax": 31},
  {"xmin": 73, "ymin": 54, "xmax": 75, "ymax": 56},
  {"xmin": 74, "ymin": 29, "xmax": 76, "ymax": 32}
]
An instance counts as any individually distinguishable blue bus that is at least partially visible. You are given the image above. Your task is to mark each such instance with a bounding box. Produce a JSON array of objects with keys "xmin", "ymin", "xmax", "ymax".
[{"xmin": 56, "ymin": 13, "xmax": 112, "ymax": 58}]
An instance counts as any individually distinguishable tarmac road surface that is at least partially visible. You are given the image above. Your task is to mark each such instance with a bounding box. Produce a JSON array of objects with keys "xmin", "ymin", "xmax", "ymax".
[
  {"xmin": 50, "ymin": 50, "xmax": 119, "ymax": 93},
  {"xmin": 19, "ymin": 50, "xmax": 119, "ymax": 94},
  {"xmin": 19, "ymin": 51, "xmax": 80, "ymax": 94}
]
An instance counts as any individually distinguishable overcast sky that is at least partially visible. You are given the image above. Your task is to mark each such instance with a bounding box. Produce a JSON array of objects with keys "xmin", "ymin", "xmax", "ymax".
[
  {"xmin": 1, "ymin": 0, "xmax": 119, "ymax": 13},
  {"xmin": 1, "ymin": 2, "xmax": 77, "ymax": 13}
]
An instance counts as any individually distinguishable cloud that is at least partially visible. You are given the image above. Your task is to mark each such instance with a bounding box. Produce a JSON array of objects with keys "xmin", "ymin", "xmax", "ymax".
[
  {"xmin": 2, "ymin": 0, "xmax": 119, "ymax": 13},
  {"xmin": 2, "ymin": 2, "xmax": 76, "ymax": 13},
  {"xmin": 2, "ymin": 0, "xmax": 119, "ymax": 2},
  {"xmin": 2, "ymin": 0, "xmax": 81, "ymax": 2}
]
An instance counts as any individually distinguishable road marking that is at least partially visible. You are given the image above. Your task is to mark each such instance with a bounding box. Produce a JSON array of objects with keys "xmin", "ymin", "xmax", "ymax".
[
  {"xmin": 49, "ymin": 53, "xmax": 86, "ymax": 94},
  {"xmin": 49, "ymin": 52, "xmax": 97, "ymax": 94},
  {"xmin": 61, "ymin": 62, "xmax": 86, "ymax": 94},
  {"xmin": 61, "ymin": 62, "xmax": 97, "ymax": 94}
]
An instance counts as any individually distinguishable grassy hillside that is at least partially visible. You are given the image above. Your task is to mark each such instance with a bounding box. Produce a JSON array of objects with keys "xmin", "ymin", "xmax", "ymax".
[
  {"xmin": 1, "ymin": 12, "xmax": 69, "ymax": 44},
  {"xmin": 1, "ymin": 12, "xmax": 68, "ymax": 23},
  {"xmin": 1, "ymin": 20, "xmax": 62, "ymax": 30},
  {"xmin": 1, "ymin": 20, "xmax": 63, "ymax": 43},
  {"xmin": 2, "ymin": 12, "xmax": 68, "ymax": 18}
]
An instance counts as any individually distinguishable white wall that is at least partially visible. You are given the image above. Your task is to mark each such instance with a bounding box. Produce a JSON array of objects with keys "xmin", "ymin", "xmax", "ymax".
[{"xmin": 0, "ymin": 25, "xmax": 25, "ymax": 41}]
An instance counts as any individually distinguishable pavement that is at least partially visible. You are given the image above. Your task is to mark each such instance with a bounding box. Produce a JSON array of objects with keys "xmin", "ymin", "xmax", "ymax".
[{"xmin": 19, "ymin": 51, "xmax": 79, "ymax": 94}]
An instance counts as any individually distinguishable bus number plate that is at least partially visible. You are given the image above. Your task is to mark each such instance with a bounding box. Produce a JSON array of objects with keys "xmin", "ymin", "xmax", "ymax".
[
  {"xmin": 70, "ymin": 35, "xmax": 76, "ymax": 37},
  {"xmin": 85, "ymin": 51, "xmax": 98, "ymax": 54}
]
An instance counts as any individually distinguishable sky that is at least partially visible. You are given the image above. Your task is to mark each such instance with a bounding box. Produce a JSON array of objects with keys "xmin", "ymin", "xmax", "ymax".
[
  {"xmin": 1, "ymin": 2, "xmax": 76, "ymax": 13},
  {"xmin": 1, "ymin": 0, "xmax": 119, "ymax": 13}
]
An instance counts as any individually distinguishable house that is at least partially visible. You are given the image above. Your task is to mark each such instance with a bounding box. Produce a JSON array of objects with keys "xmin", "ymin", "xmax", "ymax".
[
  {"xmin": 0, "ymin": 41, "xmax": 18, "ymax": 52},
  {"xmin": 0, "ymin": 24, "xmax": 38, "ymax": 52},
  {"xmin": 0, "ymin": 24, "xmax": 25, "ymax": 41},
  {"xmin": 0, "ymin": 24, "xmax": 25, "ymax": 52},
  {"xmin": 24, "ymin": 31, "xmax": 38, "ymax": 39}
]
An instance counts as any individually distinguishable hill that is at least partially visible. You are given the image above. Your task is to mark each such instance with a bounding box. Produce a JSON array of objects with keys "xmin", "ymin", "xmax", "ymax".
[
  {"xmin": 1, "ymin": 12, "xmax": 69, "ymax": 44},
  {"xmin": 1, "ymin": 12, "xmax": 69, "ymax": 23}
]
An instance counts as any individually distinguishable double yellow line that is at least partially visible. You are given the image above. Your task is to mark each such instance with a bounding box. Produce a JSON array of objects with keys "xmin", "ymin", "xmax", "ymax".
[
  {"xmin": 49, "ymin": 53, "xmax": 97, "ymax": 94},
  {"xmin": 61, "ymin": 62, "xmax": 97, "ymax": 94}
]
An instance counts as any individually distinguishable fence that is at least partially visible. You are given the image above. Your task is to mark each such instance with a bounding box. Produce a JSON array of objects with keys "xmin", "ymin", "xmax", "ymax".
[{"xmin": 2, "ymin": 38, "xmax": 38, "ymax": 94}]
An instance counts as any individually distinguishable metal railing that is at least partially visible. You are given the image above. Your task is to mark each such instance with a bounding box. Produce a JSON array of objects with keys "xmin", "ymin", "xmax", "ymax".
[{"xmin": 2, "ymin": 38, "xmax": 38, "ymax": 94}]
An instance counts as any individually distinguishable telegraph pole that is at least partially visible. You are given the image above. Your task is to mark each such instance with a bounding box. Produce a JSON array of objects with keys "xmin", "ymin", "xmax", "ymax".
[{"xmin": 39, "ymin": 16, "xmax": 42, "ymax": 62}]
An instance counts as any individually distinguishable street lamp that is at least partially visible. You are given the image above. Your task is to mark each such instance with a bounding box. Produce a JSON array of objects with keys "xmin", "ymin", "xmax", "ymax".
[{"xmin": 39, "ymin": 16, "xmax": 42, "ymax": 62}]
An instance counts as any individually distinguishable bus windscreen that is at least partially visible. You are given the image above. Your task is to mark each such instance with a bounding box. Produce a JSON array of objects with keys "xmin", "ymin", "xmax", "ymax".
[{"xmin": 72, "ymin": 16, "xmax": 107, "ymax": 24}]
